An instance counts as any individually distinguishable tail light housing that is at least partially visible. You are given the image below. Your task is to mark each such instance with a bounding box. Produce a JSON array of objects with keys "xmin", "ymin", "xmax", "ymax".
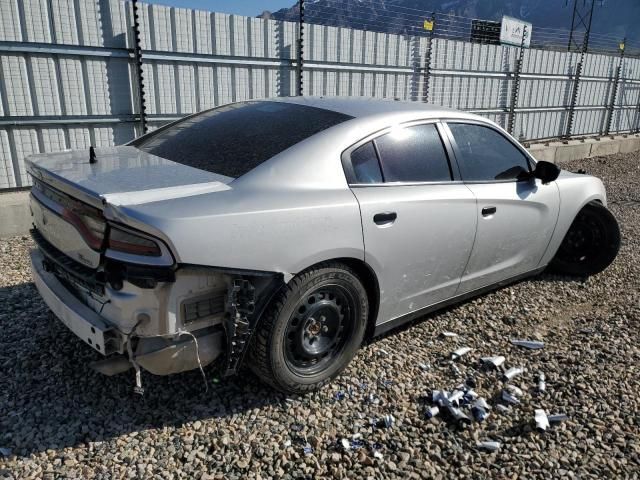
[{"xmin": 107, "ymin": 225, "xmax": 162, "ymax": 257}]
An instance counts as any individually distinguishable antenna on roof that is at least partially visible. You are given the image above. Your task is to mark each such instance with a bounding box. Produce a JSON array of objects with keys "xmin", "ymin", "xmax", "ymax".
[{"xmin": 89, "ymin": 146, "xmax": 97, "ymax": 164}]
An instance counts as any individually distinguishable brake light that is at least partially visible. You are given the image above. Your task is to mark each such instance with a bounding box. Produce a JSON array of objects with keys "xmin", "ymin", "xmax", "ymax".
[
  {"xmin": 61, "ymin": 208, "xmax": 106, "ymax": 250},
  {"xmin": 107, "ymin": 226, "xmax": 162, "ymax": 257}
]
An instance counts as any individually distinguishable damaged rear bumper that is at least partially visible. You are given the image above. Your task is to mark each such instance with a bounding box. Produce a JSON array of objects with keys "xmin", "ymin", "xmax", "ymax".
[{"xmin": 30, "ymin": 245, "xmax": 283, "ymax": 378}]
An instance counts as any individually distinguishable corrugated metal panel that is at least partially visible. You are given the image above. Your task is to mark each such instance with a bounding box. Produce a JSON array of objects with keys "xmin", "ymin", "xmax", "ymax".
[{"xmin": 1, "ymin": 1, "xmax": 640, "ymax": 190}]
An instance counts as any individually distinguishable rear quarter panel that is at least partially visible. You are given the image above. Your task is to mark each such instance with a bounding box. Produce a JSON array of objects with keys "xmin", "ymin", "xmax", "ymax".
[{"xmin": 538, "ymin": 171, "xmax": 607, "ymax": 267}]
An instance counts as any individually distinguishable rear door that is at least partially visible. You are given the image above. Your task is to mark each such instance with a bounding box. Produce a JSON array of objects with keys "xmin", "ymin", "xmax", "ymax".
[
  {"xmin": 443, "ymin": 121, "xmax": 560, "ymax": 294},
  {"xmin": 344, "ymin": 121, "xmax": 477, "ymax": 326}
]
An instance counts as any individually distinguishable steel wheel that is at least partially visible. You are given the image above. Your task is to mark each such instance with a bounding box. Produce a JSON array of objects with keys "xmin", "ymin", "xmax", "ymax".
[
  {"xmin": 284, "ymin": 285, "xmax": 356, "ymax": 376},
  {"xmin": 550, "ymin": 202, "xmax": 620, "ymax": 276}
]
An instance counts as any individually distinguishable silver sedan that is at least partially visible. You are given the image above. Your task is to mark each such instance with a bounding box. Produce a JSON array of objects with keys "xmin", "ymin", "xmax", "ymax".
[{"xmin": 27, "ymin": 97, "xmax": 620, "ymax": 393}]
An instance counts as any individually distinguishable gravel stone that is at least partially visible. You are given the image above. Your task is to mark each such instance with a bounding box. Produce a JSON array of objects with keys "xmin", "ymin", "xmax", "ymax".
[{"xmin": 1, "ymin": 151, "xmax": 640, "ymax": 478}]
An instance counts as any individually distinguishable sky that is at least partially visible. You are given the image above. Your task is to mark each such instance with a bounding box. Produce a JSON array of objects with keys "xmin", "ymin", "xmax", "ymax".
[{"xmin": 143, "ymin": 0, "xmax": 293, "ymax": 16}]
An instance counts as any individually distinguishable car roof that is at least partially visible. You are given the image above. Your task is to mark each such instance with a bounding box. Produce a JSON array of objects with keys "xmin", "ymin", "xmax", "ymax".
[{"xmin": 272, "ymin": 96, "xmax": 478, "ymax": 121}]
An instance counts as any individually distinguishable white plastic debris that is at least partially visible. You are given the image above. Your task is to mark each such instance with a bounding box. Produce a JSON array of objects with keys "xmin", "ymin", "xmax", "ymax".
[
  {"xmin": 506, "ymin": 384, "xmax": 524, "ymax": 397},
  {"xmin": 535, "ymin": 409, "xmax": 550, "ymax": 431},
  {"xmin": 447, "ymin": 390, "xmax": 465, "ymax": 406},
  {"xmin": 496, "ymin": 404, "xmax": 510, "ymax": 413},
  {"xmin": 451, "ymin": 347, "xmax": 472, "ymax": 360},
  {"xmin": 447, "ymin": 406, "xmax": 472, "ymax": 425},
  {"xmin": 503, "ymin": 366, "xmax": 526, "ymax": 381},
  {"xmin": 373, "ymin": 450, "xmax": 384, "ymax": 459},
  {"xmin": 472, "ymin": 401, "xmax": 491, "ymax": 422},
  {"xmin": 441, "ymin": 331, "xmax": 459, "ymax": 338},
  {"xmin": 501, "ymin": 390, "xmax": 520, "ymax": 405},
  {"xmin": 432, "ymin": 390, "xmax": 448, "ymax": 405},
  {"xmin": 425, "ymin": 406, "xmax": 440, "ymax": 419},
  {"xmin": 538, "ymin": 372, "xmax": 546, "ymax": 392},
  {"xmin": 381, "ymin": 414, "xmax": 395, "ymax": 428},
  {"xmin": 340, "ymin": 438, "xmax": 351, "ymax": 450},
  {"xmin": 548, "ymin": 413, "xmax": 569, "ymax": 423},
  {"xmin": 477, "ymin": 441, "xmax": 501, "ymax": 452},
  {"xmin": 480, "ymin": 355, "xmax": 506, "ymax": 368},
  {"xmin": 511, "ymin": 339, "xmax": 545, "ymax": 349},
  {"xmin": 283, "ymin": 440, "xmax": 292, "ymax": 448}
]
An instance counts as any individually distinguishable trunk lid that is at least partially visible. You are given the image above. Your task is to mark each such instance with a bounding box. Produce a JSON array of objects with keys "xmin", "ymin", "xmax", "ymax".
[
  {"xmin": 27, "ymin": 146, "xmax": 232, "ymax": 209},
  {"xmin": 27, "ymin": 146, "xmax": 231, "ymax": 267}
]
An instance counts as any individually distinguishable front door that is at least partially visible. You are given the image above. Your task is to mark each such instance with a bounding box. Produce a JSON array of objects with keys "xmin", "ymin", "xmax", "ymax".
[
  {"xmin": 444, "ymin": 122, "xmax": 560, "ymax": 294},
  {"xmin": 344, "ymin": 122, "xmax": 477, "ymax": 325}
]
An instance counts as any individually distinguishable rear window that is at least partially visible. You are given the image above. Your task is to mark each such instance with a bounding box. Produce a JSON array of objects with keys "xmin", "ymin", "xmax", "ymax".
[{"xmin": 131, "ymin": 101, "xmax": 353, "ymax": 178}]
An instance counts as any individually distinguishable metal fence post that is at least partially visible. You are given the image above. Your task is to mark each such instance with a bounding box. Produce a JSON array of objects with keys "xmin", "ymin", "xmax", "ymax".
[
  {"xmin": 421, "ymin": 12, "xmax": 435, "ymax": 103},
  {"xmin": 564, "ymin": 50, "xmax": 585, "ymax": 140},
  {"xmin": 604, "ymin": 39, "xmax": 625, "ymax": 136},
  {"xmin": 131, "ymin": 0, "xmax": 147, "ymax": 134},
  {"xmin": 507, "ymin": 25, "xmax": 526, "ymax": 136},
  {"xmin": 296, "ymin": 0, "xmax": 305, "ymax": 96}
]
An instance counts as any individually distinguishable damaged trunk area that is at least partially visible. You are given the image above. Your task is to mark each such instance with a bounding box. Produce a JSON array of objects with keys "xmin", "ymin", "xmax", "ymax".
[{"xmin": 29, "ymin": 175, "xmax": 283, "ymax": 388}]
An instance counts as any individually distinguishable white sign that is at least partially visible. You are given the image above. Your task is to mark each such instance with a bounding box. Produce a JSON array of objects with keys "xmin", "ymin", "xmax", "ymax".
[{"xmin": 500, "ymin": 15, "xmax": 532, "ymax": 48}]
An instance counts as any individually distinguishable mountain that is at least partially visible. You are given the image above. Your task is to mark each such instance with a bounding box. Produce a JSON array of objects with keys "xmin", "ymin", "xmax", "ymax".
[{"xmin": 261, "ymin": 0, "xmax": 639, "ymax": 48}]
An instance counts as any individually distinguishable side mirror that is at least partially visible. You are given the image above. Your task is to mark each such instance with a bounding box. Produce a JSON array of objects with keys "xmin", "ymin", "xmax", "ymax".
[{"xmin": 533, "ymin": 160, "xmax": 560, "ymax": 184}]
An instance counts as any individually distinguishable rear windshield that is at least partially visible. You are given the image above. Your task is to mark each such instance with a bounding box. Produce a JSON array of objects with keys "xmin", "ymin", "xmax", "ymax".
[{"xmin": 131, "ymin": 101, "xmax": 353, "ymax": 178}]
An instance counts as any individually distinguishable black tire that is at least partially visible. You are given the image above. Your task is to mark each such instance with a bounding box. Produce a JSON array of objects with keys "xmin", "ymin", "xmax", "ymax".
[
  {"xmin": 549, "ymin": 202, "xmax": 620, "ymax": 276},
  {"xmin": 248, "ymin": 262, "xmax": 368, "ymax": 394}
]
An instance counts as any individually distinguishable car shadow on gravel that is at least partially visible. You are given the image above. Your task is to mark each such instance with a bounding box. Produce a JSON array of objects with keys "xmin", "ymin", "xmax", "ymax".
[{"xmin": 0, "ymin": 282, "xmax": 288, "ymax": 458}]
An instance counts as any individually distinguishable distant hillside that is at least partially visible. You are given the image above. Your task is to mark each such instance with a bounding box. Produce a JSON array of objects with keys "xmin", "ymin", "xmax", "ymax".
[{"xmin": 260, "ymin": 0, "xmax": 639, "ymax": 47}]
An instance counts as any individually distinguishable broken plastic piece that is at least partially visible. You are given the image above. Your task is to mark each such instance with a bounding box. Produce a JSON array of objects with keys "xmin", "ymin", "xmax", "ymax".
[
  {"xmin": 451, "ymin": 347, "xmax": 472, "ymax": 360},
  {"xmin": 496, "ymin": 404, "xmax": 510, "ymax": 413},
  {"xmin": 425, "ymin": 406, "xmax": 440, "ymax": 419},
  {"xmin": 472, "ymin": 405, "xmax": 490, "ymax": 422},
  {"xmin": 506, "ymin": 384, "xmax": 524, "ymax": 397},
  {"xmin": 511, "ymin": 339, "xmax": 544, "ymax": 349},
  {"xmin": 283, "ymin": 439, "xmax": 292, "ymax": 448},
  {"xmin": 303, "ymin": 444, "xmax": 314, "ymax": 455},
  {"xmin": 447, "ymin": 406, "xmax": 472, "ymax": 425},
  {"xmin": 335, "ymin": 390, "xmax": 346, "ymax": 401},
  {"xmin": 480, "ymin": 355, "xmax": 505, "ymax": 368},
  {"xmin": 548, "ymin": 414, "xmax": 569, "ymax": 423},
  {"xmin": 418, "ymin": 362, "xmax": 430, "ymax": 370},
  {"xmin": 501, "ymin": 390, "xmax": 520, "ymax": 405},
  {"xmin": 447, "ymin": 390, "xmax": 465, "ymax": 406},
  {"xmin": 373, "ymin": 450, "xmax": 384, "ymax": 459},
  {"xmin": 441, "ymin": 331, "xmax": 459, "ymax": 338},
  {"xmin": 378, "ymin": 348, "xmax": 389, "ymax": 356},
  {"xmin": 474, "ymin": 397, "xmax": 491, "ymax": 410},
  {"xmin": 534, "ymin": 409, "xmax": 550, "ymax": 431},
  {"xmin": 538, "ymin": 372, "xmax": 546, "ymax": 392},
  {"xmin": 503, "ymin": 366, "xmax": 525, "ymax": 381},
  {"xmin": 340, "ymin": 438, "xmax": 351, "ymax": 451},
  {"xmin": 463, "ymin": 389, "xmax": 479, "ymax": 403},
  {"xmin": 477, "ymin": 441, "xmax": 501, "ymax": 452}
]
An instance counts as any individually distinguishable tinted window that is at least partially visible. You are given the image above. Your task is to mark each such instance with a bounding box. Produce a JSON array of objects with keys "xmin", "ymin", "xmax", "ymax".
[
  {"xmin": 374, "ymin": 124, "xmax": 451, "ymax": 182},
  {"xmin": 350, "ymin": 142, "xmax": 383, "ymax": 184},
  {"xmin": 448, "ymin": 123, "xmax": 531, "ymax": 181},
  {"xmin": 131, "ymin": 101, "xmax": 353, "ymax": 178}
]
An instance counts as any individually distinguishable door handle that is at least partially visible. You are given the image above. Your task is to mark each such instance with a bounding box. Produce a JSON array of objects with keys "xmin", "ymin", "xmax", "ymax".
[
  {"xmin": 481, "ymin": 206, "xmax": 497, "ymax": 216},
  {"xmin": 373, "ymin": 212, "xmax": 397, "ymax": 226}
]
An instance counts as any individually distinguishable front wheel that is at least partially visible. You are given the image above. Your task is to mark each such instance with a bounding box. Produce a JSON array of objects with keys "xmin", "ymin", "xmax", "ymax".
[
  {"xmin": 248, "ymin": 262, "xmax": 368, "ymax": 394},
  {"xmin": 549, "ymin": 202, "xmax": 620, "ymax": 276}
]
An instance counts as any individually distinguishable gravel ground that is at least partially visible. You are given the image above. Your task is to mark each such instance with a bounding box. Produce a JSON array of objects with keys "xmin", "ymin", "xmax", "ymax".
[{"xmin": 1, "ymin": 152, "xmax": 639, "ymax": 479}]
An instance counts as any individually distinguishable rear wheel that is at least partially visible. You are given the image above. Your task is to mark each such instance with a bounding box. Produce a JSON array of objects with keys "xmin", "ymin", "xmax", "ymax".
[
  {"xmin": 550, "ymin": 202, "xmax": 620, "ymax": 276},
  {"xmin": 248, "ymin": 262, "xmax": 368, "ymax": 394}
]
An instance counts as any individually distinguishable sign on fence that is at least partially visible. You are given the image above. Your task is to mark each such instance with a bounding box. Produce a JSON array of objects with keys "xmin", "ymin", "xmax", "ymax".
[{"xmin": 500, "ymin": 15, "xmax": 532, "ymax": 47}]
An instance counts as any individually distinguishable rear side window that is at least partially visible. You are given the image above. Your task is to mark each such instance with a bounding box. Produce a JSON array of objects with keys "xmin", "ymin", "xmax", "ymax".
[
  {"xmin": 350, "ymin": 142, "xmax": 383, "ymax": 184},
  {"xmin": 447, "ymin": 123, "xmax": 531, "ymax": 181},
  {"xmin": 373, "ymin": 124, "xmax": 451, "ymax": 183},
  {"xmin": 131, "ymin": 101, "xmax": 353, "ymax": 178}
]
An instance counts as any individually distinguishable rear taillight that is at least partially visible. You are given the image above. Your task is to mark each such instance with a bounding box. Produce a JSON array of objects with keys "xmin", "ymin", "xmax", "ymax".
[
  {"xmin": 107, "ymin": 226, "xmax": 162, "ymax": 257},
  {"xmin": 61, "ymin": 208, "xmax": 106, "ymax": 251}
]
